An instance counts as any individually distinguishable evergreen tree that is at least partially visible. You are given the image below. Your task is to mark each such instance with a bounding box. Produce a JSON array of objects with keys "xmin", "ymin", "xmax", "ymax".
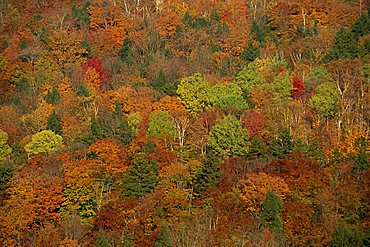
[
  {"xmin": 113, "ymin": 101, "xmax": 123, "ymax": 118},
  {"xmin": 351, "ymin": 11, "xmax": 370, "ymax": 40},
  {"xmin": 82, "ymin": 118, "xmax": 105, "ymax": 144},
  {"xmin": 0, "ymin": 163, "xmax": 12, "ymax": 195},
  {"xmin": 268, "ymin": 128, "xmax": 293, "ymax": 159},
  {"xmin": 191, "ymin": 151, "xmax": 221, "ymax": 194},
  {"xmin": 153, "ymin": 69, "xmax": 170, "ymax": 96},
  {"xmin": 44, "ymin": 84, "xmax": 61, "ymax": 104},
  {"xmin": 353, "ymin": 136, "xmax": 369, "ymax": 172},
  {"xmin": 76, "ymin": 84, "xmax": 90, "ymax": 97},
  {"xmin": 155, "ymin": 223, "xmax": 171, "ymax": 247},
  {"xmin": 47, "ymin": 110, "xmax": 62, "ymax": 134},
  {"xmin": 240, "ymin": 40, "xmax": 259, "ymax": 62},
  {"xmin": 260, "ymin": 190, "xmax": 284, "ymax": 233},
  {"xmin": 323, "ymin": 27, "xmax": 361, "ymax": 61},
  {"xmin": 210, "ymin": 9, "xmax": 221, "ymax": 23},
  {"xmin": 115, "ymin": 120, "xmax": 135, "ymax": 147},
  {"xmin": 248, "ymin": 137, "xmax": 265, "ymax": 158},
  {"xmin": 330, "ymin": 223, "xmax": 366, "ymax": 247},
  {"xmin": 119, "ymin": 37, "xmax": 133, "ymax": 65},
  {"xmin": 96, "ymin": 230, "xmax": 111, "ymax": 247},
  {"xmin": 251, "ymin": 20, "xmax": 266, "ymax": 44},
  {"xmin": 121, "ymin": 157, "xmax": 159, "ymax": 197},
  {"xmin": 83, "ymin": 39, "xmax": 93, "ymax": 58}
]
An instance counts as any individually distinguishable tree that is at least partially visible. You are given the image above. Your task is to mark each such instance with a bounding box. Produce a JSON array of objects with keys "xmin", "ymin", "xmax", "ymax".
[
  {"xmin": 291, "ymin": 76, "xmax": 305, "ymax": 99},
  {"xmin": 0, "ymin": 130, "xmax": 11, "ymax": 162},
  {"xmin": 24, "ymin": 130, "xmax": 62, "ymax": 156},
  {"xmin": 155, "ymin": 223, "xmax": 171, "ymax": 247},
  {"xmin": 239, "ymin": 173, "xmax": 290, "ymax": 213},
  {"xmin": 208, "ymin": 115, "xmax": 250, "ymax": 158},
  {"xmin": 323, "ymin": 27, "xmax": 361, "ymax": 61},
  {"xmin": 309, "ymin": 82, "xmax": 340, "ymax": 120},
  {"xmin": 96, "ymin": 229, "xmax": 112, "ymax": 247},
  {"xmin": 43, "ymin": 84, "xmax": 61, "ymax": 104},
  {"xmin": 148, "ymin": 111, "xmax": 177, "ymax": 141},
  {"xmin": 240, "ymin": 40, "xmax": 259, "ymax": 62},
  {"xmin": 119, "ymin": 37, "xmax": 133, "ymax": 65},
  {"xmin": 47, "ymin": 110, "xmax": 62, "ymax": 135},
  {"xmin": 234, "ymin": 59, "xmax": 270, "ymax": 101},
  {"xmin": 83, "ymin": 58, "xmax": 111, "ymax": 90},
  {"xmin": 268, "ymin": 128, "xmax": 294, "ymax": 159},
  {"xmin": 0, "ymin": 163, "xmax": 12, "ymax": 196},
  {"xmin": 330, "ymin": 223, "xmax": 367, "ymax": 247},
  {"xmin": 177, "ymin": 73, "xmax": 213, "ymax": 114},
  {"xmin": 351, "ymin": 11, "xmax": 370, "ymax": 40},
  {"xmin": 260, "ymin": 190, "xmax": 284, "ymax": 233},
  {"xmin": 152, "ymin": 69, "xmax": 175, "ymax": 96},
  {"xmin": 190, "ymin": 152, "xmax": 221, "ymax": 194},
  {"xmin": 353, "ymin": 136, "xmax": 369, "ymax": 173},
  {"xmin": 266, "ymin": 71, "xmax": 293, "ymax": 106},
  {"xmin": 114, "ymin": 120, "xmax": 135, "ymax": 147},
  {"xmin": 211, "ymin": 82, "xmax": 249, "ymax": 113},
  {"xmin": 121, "ymin": 157, "xmax": 159, "ymax": 197}
]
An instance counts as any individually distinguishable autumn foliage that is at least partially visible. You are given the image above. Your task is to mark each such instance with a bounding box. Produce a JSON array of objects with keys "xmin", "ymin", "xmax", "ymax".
[{"xmin": 0, "ymin": 0, "xmax": 369, "ymax": 246}]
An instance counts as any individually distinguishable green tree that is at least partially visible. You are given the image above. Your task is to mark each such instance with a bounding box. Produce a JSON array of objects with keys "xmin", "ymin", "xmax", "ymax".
[
  {"xmin": 119, "ymin": 37, "xmax": 133, "ymax": 65},
  {"xmin": 235, "ymin": 60, "xmax": 267, "ymax": 101},
  {"xmin": 114, "ymin": 120, "xmax": 135, "ymax": 147},
  {"xmin": 353, "ymin": 136, "xmax": 369, "ymax": 172},
  {"xmin": 264, "ymin": 71, "xmax": 292, "ymax": 105},
  {"xmin": 0, "ymin": 164, "xmax": 12, "ymax": 195},
  {"xmin": 24, "ymin": 130, "xmax": 63, "ymax": 155},
  {"xmin": 260, "ymin": 190, "xmax": 284, "ymax": 233},
  {"xmin": 240, "ymin": 41, "xmax": 259, "ymax": 62},
  {"xmin": 155, "ymin": 223, "xmax": 171, "ymax": 247},
  {"xmin": 330, "ymin": 223, "xmax": 366, "ymax": 247},
  {"xmin": 83, "ymin": 118, "xmax": 105, "ymax": 144},
  {"xmin": 211, "ymin": 82, "xmax": 249, "ymax": 112},
  {"xmin": 47, "ymin": 110, "xmax": 62, "ymax": 134},
  {"xmin": 153, "ymin": 70, "xmax": 176, "ymax": 97},
  {"xmin": 96, "ymin": 229, "xmax": 112, "ymax": 247},
  {"xmin": 304, "ymin": 66, "xmax": 331, "ymax": 92},
  {"xmin": 177, "ymin": 73, "xmax": 213, "ymax": 114},
  {"xmin": 268, "ymin": 128, "xmax": 294, "ymax": 159},
  {"xmin": 309, "ymin": 82, "xmax": 340, "ymax": 120},
  {"xmin": 323, "ymin": 27, "xmax": 361, "ymax": 61},
  {"xmin": 208, "ymin": 115, "xmax": 250, "ymax": 158},
  {"xmin": 251, "ymin": 20, "xmax": 266, "ymax": 44},
  {"xmin": 121, "ymin": 157, "xmax": 159, "ymax": 197},
  {"xmin": 190, "ymin": 151, "xmax": 221, "ymax": 194},
  {"xmin": 43, "ymin": 84, "xmax": 61, "ymax": 104},
  {"xmin": 0, "ymin": 130, "xmax": 12, "ymax": 162},
  {"xmin": 148, "ymin": 111, "xmax": 177, "ymax": 139},
  {"xmin": 351, "ymin": 11, "xmax": 370, "ymax": 40}
]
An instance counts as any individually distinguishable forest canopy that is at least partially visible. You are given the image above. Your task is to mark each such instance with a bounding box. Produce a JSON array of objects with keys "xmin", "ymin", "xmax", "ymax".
[{"xmin": 0, "ymin": 0, "xmax": 369, "ymax": 246}]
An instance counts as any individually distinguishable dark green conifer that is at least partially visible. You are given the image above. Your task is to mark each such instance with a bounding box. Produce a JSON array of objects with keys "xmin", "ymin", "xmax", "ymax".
[
  {"xmin": 119, "ymin": 37, "xmax": 133, "ymax": 65},
  {"xmin": 268, "ymin": 128, "xmax": 293, "ymax": 159},
  {"xmin": 95, "ymin": 229, "xmax": 111, "ymax": 247},
  {"xmin": 330, "ymin": 223, "xmax": 366, "ymax": 247},
  {"xmin": 121, "ymin": 157, "xmax": 159, "ymax": 197},
  {"xmin": 44, "ymin": 84, "xmax": 61, "ymax": 104},
  {"xmin": 47, "ymin": 110, "xmax": 62, "ymax": 134},
  {"xmin": 260, "ymin": 190, "xmax": 284, "ymax": 233},
  {"xmin": 155, "ymin": 223, "xmax": 171, "ymax": 247}
]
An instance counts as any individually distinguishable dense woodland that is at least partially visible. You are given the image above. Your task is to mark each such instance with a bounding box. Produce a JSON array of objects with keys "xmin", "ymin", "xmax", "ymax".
[{"xmin": 0, "ymin": 0, "xmax": 369, "ymax": 246}]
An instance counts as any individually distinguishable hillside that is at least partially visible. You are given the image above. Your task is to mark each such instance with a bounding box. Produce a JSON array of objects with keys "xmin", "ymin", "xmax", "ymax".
[{"xmin": 0, "ymin": 0, "xmax": 369, "ymax": 246}]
